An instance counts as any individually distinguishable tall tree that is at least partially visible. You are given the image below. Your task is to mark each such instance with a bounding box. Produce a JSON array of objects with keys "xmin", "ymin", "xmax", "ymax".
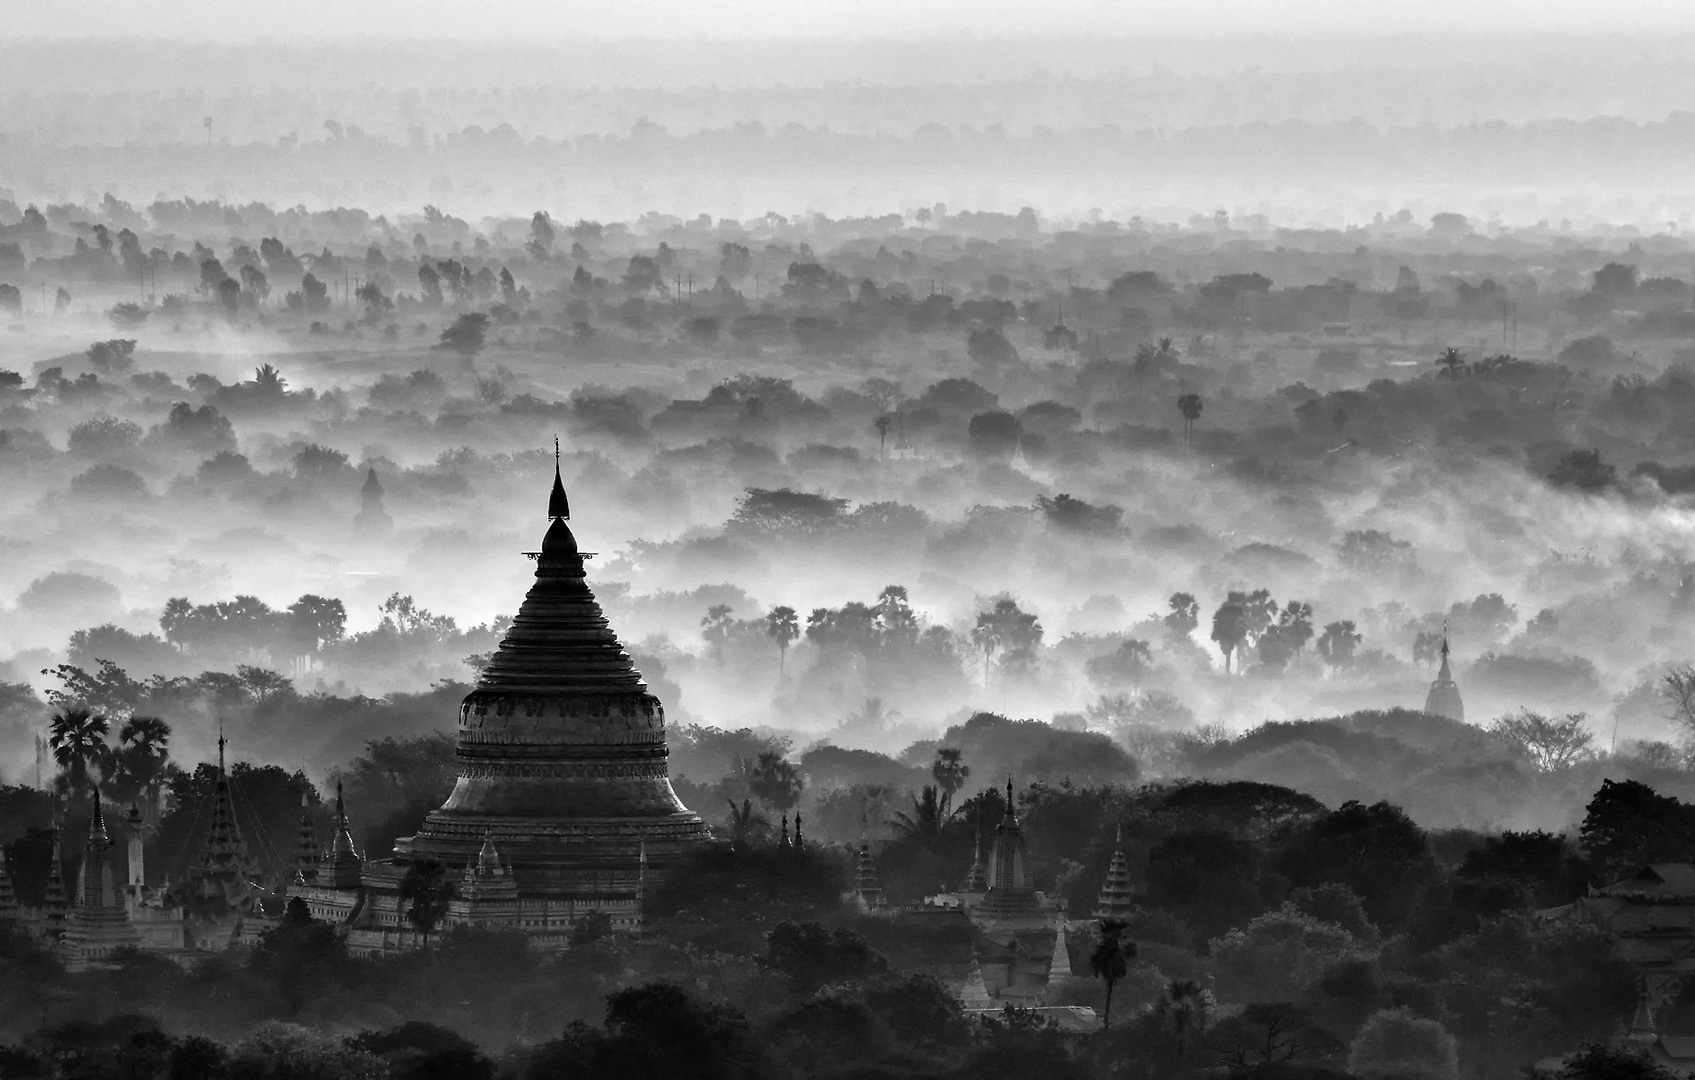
[
  {"xmin": 931, "ymin": 748, "xmax": 970, "ymax": 811},
  {"xmin": 397, "ymin": 859, "xmax": 454, "ymax": 948},
  {"xmin": 1157, "ymin": 978, "xmax": 1215, "ymax": 1054},
  {"xmin": 49, "ymin": 706, "xmax": 111, "ymax": 794},
  {"xmin": 1177, "ymin": 393, "xmax": 1203, "ymax": 444},
  {"xmin": 749, "ymin": 752, "xmax": 804, "ymax": 813},
  {"xmin": 765, "ymin": 606, "xmax": 799, "ymax": 677},
  {"xmin": 1090, "ymin": 919, "xmax": 1135, "ymax": 1029}
]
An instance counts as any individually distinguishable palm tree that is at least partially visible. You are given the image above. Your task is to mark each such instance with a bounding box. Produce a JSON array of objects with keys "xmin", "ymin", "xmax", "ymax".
[
  {"xmin": 931, "ymin": 748, "xmax": 970, "ymax": 815},
  {"xmin": 1156, "ymin": 978, "xmax": 1215, "ymax": 1053},
  {"xmin": 1436, "ymin": 347, "xmax": 1467, "ymax": 379},
  {"xmin": 724, "ymin": 798, "xmax": 769, "ymax": 849},
  {"xmin": 891, "ymin": 785, "xmax": 952, "ymax": 848},
  {"xmin": 1090, "ymin": 918, "xmax": 1135, "ymax": 1029},
  {"xmin": 114, "ymin": 716, "xmax": 172, "ymax": 805},
  {"xmin": 846, "ymin": 697, "xmax": 900, "ymax": 734},
  {"xmin": 875, "ymin": 414, "xmax": 893, "ymax": 460},
  {"xmin": 748, "ymin": 752, "xmax": 804, "ymax": 813},
  {"xmin": 1177, "ymin": 393, "xmax": 1203, "ymax": 445},
  {"xmin": 766, "ymin": 606, "xmax": 799, "ymax": 678},
  {"xmin": 253, "ymin": 363, "xmax": 287, "ymax": 394},
  {"xmin": 49, "ymin": 707, "xmax": 111, "ymax": 795},
  {"xmin": 397, "ymin": 858, "xmax": 454, "ymax": 948}
]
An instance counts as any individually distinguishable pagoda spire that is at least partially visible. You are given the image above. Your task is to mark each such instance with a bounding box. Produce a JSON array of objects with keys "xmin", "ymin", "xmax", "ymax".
[
  {"xmin": 319, "ymin": 780, "xmax": 363, "ymax": 889},
  {"xmin": 195, "ymin": 731, "xmax": 260, "ymax": 910},
  {"xmin": 780, "ymin": 813, "xmax": 791, "ymax": 849},
  {"xmin": 979, "ymin": 774, "xmax": 1043, "ymax": 923},
  {"xmin": 293, "ymin": 791, "xmax": 319, "ymax": 885},
  {"xmin": 548, "ymin": 436, "xmax": 570, "ymax": 520},
  {"xmin": 792, "ymin": 810, "xmax": 803, "ymax": 852},
  {"xmin": 44, "ymin": 821, "xmax": 67, "ymax": 932},
  {"xmin": 1423, "ymin": 620, "xmax": 1465, "ymax": 722}
]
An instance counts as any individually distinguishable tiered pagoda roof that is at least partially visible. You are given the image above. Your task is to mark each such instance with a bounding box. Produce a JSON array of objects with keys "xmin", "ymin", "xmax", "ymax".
[
  {"xmin": 391, "ymin": 449, "xmax": 708, "ymax": 902},
  {"xmin": 854, "ymin": 841, "xmax": 884, "ymax": 909},
  {"xmin": 192, "ymin": 734, "xmax": 262, "ymax": 910},
  {"xmin": 1094, "ymin": 826, "xmax": 1135, "ymax": 919}
]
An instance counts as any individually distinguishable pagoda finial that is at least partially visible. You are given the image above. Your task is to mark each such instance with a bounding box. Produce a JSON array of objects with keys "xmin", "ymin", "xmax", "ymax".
[
  {"xmin": 1005, "ymin": 775, "xmax": 1015, "ymax": 814},
  {"xmin": 218, "ymin": 725, "xmax": 226, "ymax": 774},
  {"xmin": 548, "ymin": 436, "xmax": 570, "ymax": 520}
]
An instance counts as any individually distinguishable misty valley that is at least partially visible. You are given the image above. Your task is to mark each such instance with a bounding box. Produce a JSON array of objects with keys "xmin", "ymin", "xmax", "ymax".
[{"xmin": 2, "ymin": 176, "xmax": 1695, "ymax": 1080}]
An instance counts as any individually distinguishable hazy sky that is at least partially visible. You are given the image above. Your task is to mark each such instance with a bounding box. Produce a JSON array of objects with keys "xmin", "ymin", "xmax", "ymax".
[{"xmin": 3, "ymin": 0, "xmax": 1692, "ymax": 39}]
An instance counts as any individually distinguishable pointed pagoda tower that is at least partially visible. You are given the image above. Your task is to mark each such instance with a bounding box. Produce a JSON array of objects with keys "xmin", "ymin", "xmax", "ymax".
[
  {"xmin": 319, "ymin": 781, "xmax": 361, "ymax": 889},
  {"xmin": 354, "ymin": 467, "xmax": 394, "ymax": 539},
  {"xmin": 1044, "ymin": 922, "xmax": 1073, "ymax": 999},
  {"xmin": 1094, "ymin": 826, "xmax": 1135, "ymax": 920},
  {"xmin": 1423, "ymin": 626, "xmax": 1465, "ymax": 723},
  {"xmin": 962, "ymin": 831, "xmax": 988, "ymax": 893},
  {"xmin": 59, "ymin": 789, "xmax": 140, "ymax": 967},
  {"xmin": 976, "ymin": 777, "xmax": 1045, "ymax": 925},
  {"xmin": 44, "ymin": 825, "xmax": 68, "ymax": 935},
  {"xmin": 388, "ymin": 443, "xmax": 708, "ymax": 927},
  {"xmin": 191, "ymin": 732, "xmax": 262, "ymax": 912},
  {"xmin": 293, "ymin": 793, "xmax": 319, "ymax": 886}
]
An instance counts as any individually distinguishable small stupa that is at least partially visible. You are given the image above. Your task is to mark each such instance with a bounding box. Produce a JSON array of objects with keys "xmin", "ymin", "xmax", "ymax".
[
  {"xmin": 353, "ymin": 467, "xmax": 394, "ymax": 539},
  {"xmin": 854, "ymin": 841, "xmax": 884, "ymax": 910},
  {"xmin": 319, "ymin": 782, "xmax": 362, "ymax": 889},
  {"xmin": 1423, "ymin": 626, "xmax": 1465, "ymax": 723},
  {"xmin": 962, "ymin": 831, "xmax": 988, "ymax": 893},
  {"xmin": 1045, "ymin": 921, "xmax": 1073, "ymax": 996}
]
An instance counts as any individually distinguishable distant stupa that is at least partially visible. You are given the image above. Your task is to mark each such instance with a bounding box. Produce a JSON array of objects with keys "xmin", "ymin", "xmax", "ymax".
[
  {"xmin": 353, "ymin": 467, "xmax": 394, "ymax": 539},
  {"xmin": 1423, "ymin": 628, "xmax": 1465, "ymax": 723}
]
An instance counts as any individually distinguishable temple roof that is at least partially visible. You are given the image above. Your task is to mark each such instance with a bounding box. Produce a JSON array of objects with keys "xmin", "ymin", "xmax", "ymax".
[{"xmin": 468, "ymin": 463, "xmax": 645, "ymax": 700}]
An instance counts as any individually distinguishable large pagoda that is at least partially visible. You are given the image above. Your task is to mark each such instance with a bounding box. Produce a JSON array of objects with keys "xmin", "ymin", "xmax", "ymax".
[{"xmin": 377, "ymin": 450, "xmax": 709, "ymax": 937}]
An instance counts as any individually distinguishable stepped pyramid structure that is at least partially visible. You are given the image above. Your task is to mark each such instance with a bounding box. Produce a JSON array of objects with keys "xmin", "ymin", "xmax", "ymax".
[
  {"xmin": 1094, "ymin": 827, "xmax": 1136, "ymax": 919},
  {"xmin": 58, "ymin": 789, "xmax": 140, "ymax": 968},
  {"xmin": 188, "ymin": 733, "xmax": 263, "ymax": 913},
  {"xmin": 350, "ymin": 448, "xmax": 707, "ymax": 947},
  {"xmin": 976, "ymin": 778, "xmax": 1046, "ymax": 927},
  {"xmin": 353, "ymin": 467, "xmax": 394, "ymax": 539},
  {"xmin": 1422, "ymin": 628, "xmax": 1465, "ymax": 723}
]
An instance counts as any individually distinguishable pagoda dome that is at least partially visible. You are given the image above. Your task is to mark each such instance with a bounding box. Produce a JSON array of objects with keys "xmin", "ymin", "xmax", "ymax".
[{"xmin": 391, "ymin": 449, "xmax": 707, "ymax": 902}]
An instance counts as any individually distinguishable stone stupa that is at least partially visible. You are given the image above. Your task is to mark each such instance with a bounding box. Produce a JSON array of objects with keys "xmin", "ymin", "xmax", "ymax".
[{"xmin": 376, "ymin": 444, "xmax": 709, "ymax": 934}]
